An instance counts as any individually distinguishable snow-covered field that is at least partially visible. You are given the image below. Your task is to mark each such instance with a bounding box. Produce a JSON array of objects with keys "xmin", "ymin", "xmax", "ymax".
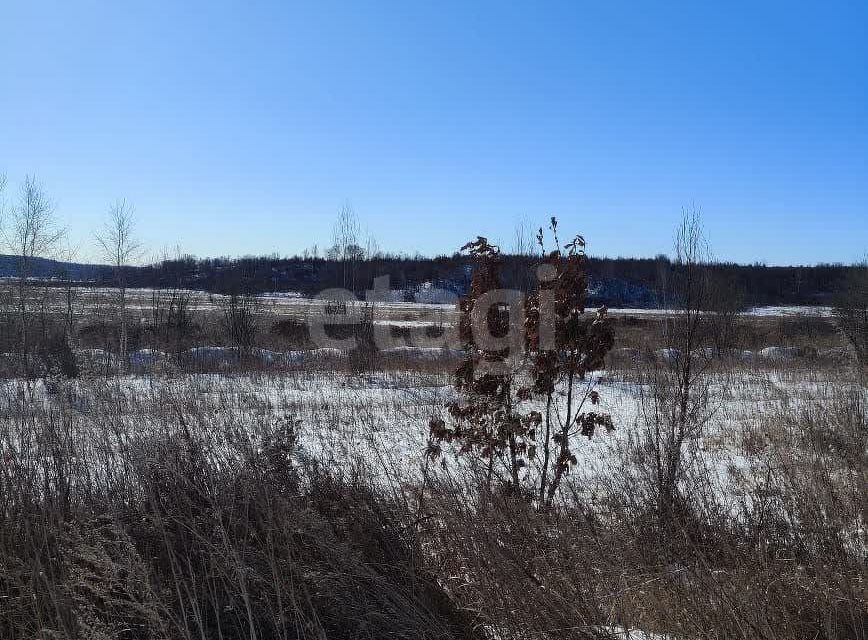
[
  {"xmin": 3, "ymin": 362, "xmax": 862, "ymax": 517},
  {"xmin": 0, "ymin": 280, "xmax": 833, "ymax": 323}
]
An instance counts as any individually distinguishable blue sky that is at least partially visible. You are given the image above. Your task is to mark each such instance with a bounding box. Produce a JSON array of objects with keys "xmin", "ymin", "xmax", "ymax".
[{"xmin": 1, "ymin": 1, "xmax": 865, "ymax": 265}]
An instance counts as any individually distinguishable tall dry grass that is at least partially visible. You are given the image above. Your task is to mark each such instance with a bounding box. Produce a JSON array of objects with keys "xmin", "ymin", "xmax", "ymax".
[
  {"xmin": 0, "ymin": 348, "xmax": 865, "ymax": 639},
  {"xmin": 0, "ymin": 376, "xmax": 476, "ymax": 640}
]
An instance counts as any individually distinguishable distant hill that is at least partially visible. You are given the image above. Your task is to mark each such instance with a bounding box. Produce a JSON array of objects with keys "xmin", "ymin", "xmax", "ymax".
[{"xmin": 0, "ymin": 255, "xmax": 111, "ymax": 281}]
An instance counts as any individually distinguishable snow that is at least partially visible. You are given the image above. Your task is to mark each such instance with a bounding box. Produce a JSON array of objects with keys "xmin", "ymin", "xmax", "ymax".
[
  {"xmin": 737, "ymin": 350, "xmax": 756, "ymax": 362},
  {"xmin": 256, "ymin": 291, "xmax": 304, "ymax": 300},
  {"xmin": 595, "ymin": 626, "xmax": 674, "ymax": 640},
  {"xmin": 745, "ymin": 305, "xmax": 832, "ymax": 318},
  {"xmin": 413, "ymin": 282, "xmax": 459, "ymax": 305},
  {"xmin": 0, "ymin": 281, "xmax": 835, "ymax": 327},
  {"xmin": 3, "ymin": 364, "xmax": 858, "ymax": 500},
  {"xmin": 758, "ymin": 346, "xmax": 802, "ymax": 361},
  {"xmin": 187, "ymin": 346, "xmax": 240, "ymax": 364},
  {"xmin": 374, "ymin": 319, "xmax": 446, "ymax": 329},
  {"xmin": 379, "ymin": 346, "xmax": 463, "ymax": 360},
  {"xmin": 129, "ymin": 349, "xmax": 169, "ymax": 368}
]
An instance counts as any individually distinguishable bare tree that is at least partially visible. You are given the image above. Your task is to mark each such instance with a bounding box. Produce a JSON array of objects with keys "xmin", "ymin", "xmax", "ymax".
[
  {"xmin": 669, "ymin": 208, "xmax": 714, "ymax": 428},
  {"xmin": 54, "ymin": 242, "xmax": 81, "ymax": 343},
  {"xmin": 96, "ymin": 200, "xmax": 142, "ymax": 368},
  {"xmin": 0, "ymin": 174, "xmax": 5, "ymax": 254},
  {"xmin": 504, "ymin": 218, "xmax": 536, "ymax": 293},
  {"xmin": 512, "ymin": 218, "xmax": 533, "ymax": 257},
  {"xmin": 0, "ymin": 175, "xmax": 6, "ymax": 351},
  {"xmin": 364, "ymin": 229, "xmax": 380, "ymax": 261},
  {"xmin": 331, "ymin": 203, "xmax": 362, "ymax": 292},
  {"xmin": 4, "ymin": 176, "xmax": 65, "ymax": 375},
  {"xmin": 162, "ymin": 247, "xmax": 197, "ymax": 365},
  {"xmin": 636, "ymin": 208, "xmax": 719, "ymax": 523}
]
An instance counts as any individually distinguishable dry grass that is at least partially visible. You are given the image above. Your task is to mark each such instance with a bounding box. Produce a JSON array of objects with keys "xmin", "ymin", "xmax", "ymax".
[
  {"xmin": 416, "ymin": 374, "xmax": 866, "ymax": 640},
  {"xmin": 0, "ymin": 377, "xmax": 476, "ymax": 640},
  {"xmin": 0, "ymin": 305, "xmax": 865, "ymax": 639}
]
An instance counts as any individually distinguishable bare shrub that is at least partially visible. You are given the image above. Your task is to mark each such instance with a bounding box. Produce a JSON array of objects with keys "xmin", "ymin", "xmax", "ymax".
[
  {"xmin": 348, "ymin": 302, "xmax": 378, "ymax": 373},
  {"xmin": 222, "ymin": 291, "xmax": 260, "ymax": 352},
  {"xmin": 270, "ymin": 318, "xmax": 311, "ymax": 348},
  {"xmin": 705, "ymin": 269, "xmax": 746, "ymax": 357}
]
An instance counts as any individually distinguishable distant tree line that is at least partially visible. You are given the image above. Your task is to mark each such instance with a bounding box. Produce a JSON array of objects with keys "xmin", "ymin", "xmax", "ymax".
[
  {"xmin": 66, "ymin": 254, "xmax": 853, "ymax": 309},
  {"xmin": 2, "ymin": 249, "xmax": 858, "ymax": 309}
]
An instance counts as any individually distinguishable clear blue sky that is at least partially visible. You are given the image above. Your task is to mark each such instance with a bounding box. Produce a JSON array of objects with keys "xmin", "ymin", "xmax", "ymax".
[{"xmin": 1, "ymin": 1, "xmax": 866, "ymax": 265}]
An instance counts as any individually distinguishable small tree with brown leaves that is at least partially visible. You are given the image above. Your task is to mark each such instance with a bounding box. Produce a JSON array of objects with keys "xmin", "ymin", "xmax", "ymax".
[
  {"xmin": 428, "ymin": 220, "xmax": 615, "ymax": 507},
  {"xmin": 428, "ymin": 236, "xmax": 526, "ymax": 492},
  {"xmin": 524, "ymin": 219, "xmax": 615, "ymax": 505}
]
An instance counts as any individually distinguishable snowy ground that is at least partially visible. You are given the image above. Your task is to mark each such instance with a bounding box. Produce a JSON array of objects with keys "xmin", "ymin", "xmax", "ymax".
[
  {"xmin": 2, "ymin": 363, "xmax": 862, "ymax": 513},
  {"xmin": 0, "ymin": 280, "xmax": 833, "ymax": 324}
]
